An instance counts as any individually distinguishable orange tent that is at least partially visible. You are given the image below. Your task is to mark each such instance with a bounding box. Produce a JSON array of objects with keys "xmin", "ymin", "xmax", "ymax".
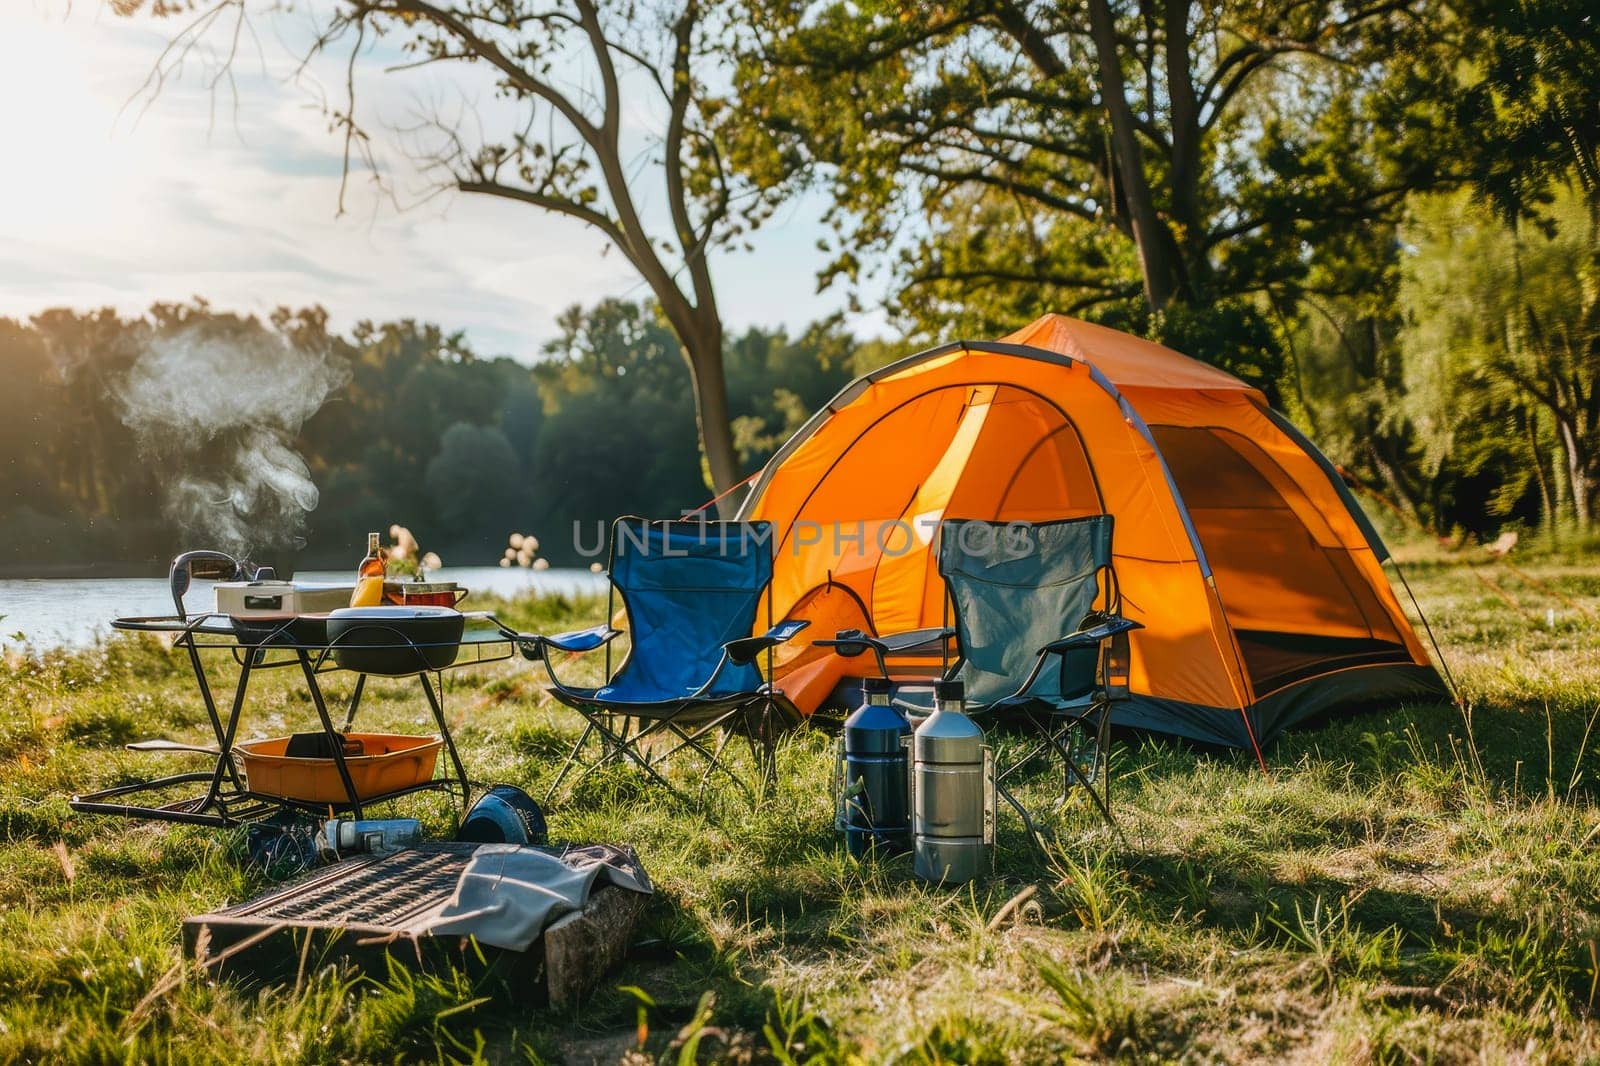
[{"xmin": 738, "ymin": 314, "xmax": 1448, "ymax": 752}]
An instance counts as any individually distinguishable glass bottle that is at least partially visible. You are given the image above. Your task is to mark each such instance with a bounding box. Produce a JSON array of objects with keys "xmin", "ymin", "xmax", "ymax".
[{"xmin": 349, "ymin": 532, "xmax": 386, "ymax": 607}]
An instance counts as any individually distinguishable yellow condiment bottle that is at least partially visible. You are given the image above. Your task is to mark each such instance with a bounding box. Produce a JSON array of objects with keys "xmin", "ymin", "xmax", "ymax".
[{"xmin": 350, "ymin": 532, "xmax": 387, "ymax": 607}]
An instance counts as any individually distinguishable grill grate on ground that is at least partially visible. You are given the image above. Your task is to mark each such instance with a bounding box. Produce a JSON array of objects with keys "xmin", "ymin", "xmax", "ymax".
[{"xmin": 217, "ymin": 842, "xmax": 482, "ymax": 928}]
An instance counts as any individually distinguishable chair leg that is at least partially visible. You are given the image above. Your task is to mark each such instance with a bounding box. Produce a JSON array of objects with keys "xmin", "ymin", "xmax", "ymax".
[
  {"xmin": 670, "ymin": 713, "xmax": 756, "ymax": 805},
  {"xmin": 549, "ymin": 696, "xmax": 793, "ymax": 808},
  {"xmin": 1096, "ymin": 700, "xmax": 1113, "ymax": 819},
  {"xmin": 996, "ymin": 780, "xmax": 1048, "ymax": 854},
  {"xmin": 549, "ymin": 710, "xmax": 683, "ymax": 800},
  {"xmin": 603, "ymin": 716, "xmax": 690, "ymax": 795},
  {"xmin": 752, "ymin": 697, "xmax": 778, "ymax": 796},
  {"xmin": 1054, "ymin": 711, "xmax": 1115, "ymax": 827},
  {"xmin": 545, "ymin": 721, "xmax": 596, "ymax": 802}
]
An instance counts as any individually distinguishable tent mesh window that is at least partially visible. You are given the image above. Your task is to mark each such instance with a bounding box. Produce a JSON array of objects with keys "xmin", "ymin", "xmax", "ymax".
[{"xmin": 1150, "ymin": 425, "xmax": 1413, "ymax": 696}]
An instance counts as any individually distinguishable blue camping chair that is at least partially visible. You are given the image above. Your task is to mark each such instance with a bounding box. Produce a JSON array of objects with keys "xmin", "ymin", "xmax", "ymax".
[
  {"xmin": 518, "ymin": 518, "xmax": 807, "ymax": 802},
  {"xmin": 824, "ymin": 515, "xmax": 1139, "ymax": 825}
]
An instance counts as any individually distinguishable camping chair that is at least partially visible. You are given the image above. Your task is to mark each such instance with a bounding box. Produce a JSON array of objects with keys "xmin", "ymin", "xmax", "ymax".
[
  {"xmin": 519, "ymin": 517, "xmax": 807, "ymax": 803},
  {"xmin": 826, "ymin": 515, "xmax": 1139, "ymax": 826},
  {"xmin": 938, "ymin": 515, "xmax": 1140, "ymax": 824}
]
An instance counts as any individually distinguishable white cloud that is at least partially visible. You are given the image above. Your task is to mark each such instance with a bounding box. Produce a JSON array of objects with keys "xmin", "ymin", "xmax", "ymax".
[{"xmin": 0, "ymin": 3, "xmax": 884, "ymax": 359}]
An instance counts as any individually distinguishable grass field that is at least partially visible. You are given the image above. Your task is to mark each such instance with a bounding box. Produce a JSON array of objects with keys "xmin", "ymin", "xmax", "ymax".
[{"xmin": 1, "ymin": 551, "xmax": 1597, "ymax": 1064}]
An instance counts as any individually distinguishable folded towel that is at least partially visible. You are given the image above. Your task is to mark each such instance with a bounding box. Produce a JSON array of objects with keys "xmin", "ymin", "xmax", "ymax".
[{"xmin": 415, "ymin": 843, "xmax": 651, "ymax": 951}]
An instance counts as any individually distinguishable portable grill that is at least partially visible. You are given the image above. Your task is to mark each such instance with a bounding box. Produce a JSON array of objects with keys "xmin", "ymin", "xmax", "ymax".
[{"xmin": 183, "ymin": 842, "xmax": 647, "ymax": 1004}]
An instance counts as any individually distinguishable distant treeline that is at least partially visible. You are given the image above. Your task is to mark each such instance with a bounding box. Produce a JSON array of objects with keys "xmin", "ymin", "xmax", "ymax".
[{"xmin": 0, "ymin": 298, "xmax": 895, "ymax": 574}]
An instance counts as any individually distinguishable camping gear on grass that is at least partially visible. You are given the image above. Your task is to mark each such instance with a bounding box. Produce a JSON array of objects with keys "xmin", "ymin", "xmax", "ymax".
[
  {"xmin": 184, "ymin": 842, "xmax": 651, "ymax": 1007},
  {"xmin": 737, "ymin": 312, "xmax": 1448, "ymax": 754},
  {"xmin": 235, "ymin": 733, "xmax": 443, "ymax": 805},
  {"xmin": 317, "ymin": 816, "xmax": 424, "ymax": 860},
  {"xmin": 835, "ymin": 676, "xmax": 913, "ymax": 856},
  {"xmin": 518, "ymin": 518, "xmax": 808, "ymax": 804},
  {"xmin": 245, "ymin": 816, "xmax": 324, "ymax": 874},
  {"xmin": 458, "ymin": 785, "xmax": 549, "ymax": 845},
  {"xmin": 79, "ymin": 602, "xmax": 523, "ymax": 824},
  {"xmin": 912, "ymin": 681, "xmax": 994, "ymax": 883},
  {"xmin": 939, "ymin": 515, "xmax": 1140, "ymax": 824},
  {"xmin": 820, "ymin": 516, "xmax": 1137, "ymax": 827},
  {"xmin": 325, "ymin": 606, "xmax": 465, "ymax": 674},
  {"xmin": 421, "ymin": 842, "xmax": 653, "ymax": 951}
]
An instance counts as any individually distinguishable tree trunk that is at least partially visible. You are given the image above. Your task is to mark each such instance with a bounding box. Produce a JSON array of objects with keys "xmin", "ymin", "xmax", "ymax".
[
  {"xmin": 1524, "ymin": 407, "xmax": 1555, "ymax": 535},
  {"xmin": 680, "ymin": 318, "xmax": 741, "ymax": 517},
  {"xmin": 1162, "ymin": 0, "xmax": 1206, "ymax": 290},
  {"xmin": 1556, "ymin": 415, "xmax": 1592, "ymax": 527},
  {"xmin": 1086, "ymin": 0, "xmax": 1186, "ymax": 310}
]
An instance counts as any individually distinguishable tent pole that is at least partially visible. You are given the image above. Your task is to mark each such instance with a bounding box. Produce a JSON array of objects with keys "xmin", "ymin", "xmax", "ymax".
[
  {"xmin": 1389, "ymin": 558, "xmax": 1460, "ymax": 704},
  {"xmin": 1197, "ymin": 575, "xmax": 1269, "ymax": 772}
]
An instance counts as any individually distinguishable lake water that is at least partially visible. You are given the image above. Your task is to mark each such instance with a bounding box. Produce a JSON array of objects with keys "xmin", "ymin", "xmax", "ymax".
[{"xmin": 0, "ymin": 567, "xmax": 608, "ymax": 649}]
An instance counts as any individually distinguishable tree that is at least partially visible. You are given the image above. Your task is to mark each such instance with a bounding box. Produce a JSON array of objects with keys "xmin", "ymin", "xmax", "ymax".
[
  {"xmin": 1400, "ymin": 188, "xmax": 1600, "ymax": 528},
  {"xmin": 124, "ymin": 0, "xmax": 792, "ymax": 510},
  {"xmin": 529, "ymin": 300, "xmax": 707, "ymax": 535},
  {"xmin": 1450, "ymin": 0, "xmax": 1600, "ymax": 228},
  {"xmin": 424, "ymin": 420, "xmax": 522, "ymax": 539},
  {"xmin": 734, "ymin": 0, "xmax": 1455, "ymax": 380}
]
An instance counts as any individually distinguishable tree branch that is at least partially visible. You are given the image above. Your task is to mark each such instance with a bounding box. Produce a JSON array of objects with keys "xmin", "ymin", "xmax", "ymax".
[
  {"xmin": 900, "ymin": 161, "xmax": 1101, "ymax": 222},
  {"xmin": 663, "ymin": 0, "xmax": 718, "ymax": 317}
]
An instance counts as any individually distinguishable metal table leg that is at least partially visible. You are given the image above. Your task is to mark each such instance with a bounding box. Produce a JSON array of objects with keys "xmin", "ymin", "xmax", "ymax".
[
  {"xmin": 296, "ymin": 650, "xmax": 365, "ymax": 818},
  {"xmin": 180, "ymin": 631, "xmax": 245, "ymax": 793},
  {"xmin": 200, "ymin": 652, "xmax": 255, "ymax": 810},
  {"xmin": 417, "ymin": 671, "xmax": 470, "ymax": 811},
  {"xmin": 338, "ymin": 674, "xmax": 367, "ymax": 733}
]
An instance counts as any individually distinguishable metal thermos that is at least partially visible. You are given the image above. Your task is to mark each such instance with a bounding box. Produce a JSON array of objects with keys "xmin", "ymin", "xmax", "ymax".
[
  {"xmin": 318, "ymin": 817, "xmax": 423, "ymax": 861},
  {"xmin": 837, "ymin": 677, "xmax": 913, "ymax": 856},
  {"xmin": 912, "ymin": 680, "xmax": 994, "ymax": 883}
]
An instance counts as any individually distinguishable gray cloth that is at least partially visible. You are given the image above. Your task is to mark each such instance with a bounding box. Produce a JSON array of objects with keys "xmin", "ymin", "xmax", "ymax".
[{"xmin": 415, "ymin": 843, "xmax": 652, "ymax": 951}]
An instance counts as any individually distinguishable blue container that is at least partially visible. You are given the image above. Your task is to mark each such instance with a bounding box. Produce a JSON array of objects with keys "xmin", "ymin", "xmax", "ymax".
[
  {"xmin": 457, "ymin": 785, "xmax": 549, "ymax": 845},
  {"xmin": 837, "ymin": 677, "xmax": 913, "ymax": 856}
]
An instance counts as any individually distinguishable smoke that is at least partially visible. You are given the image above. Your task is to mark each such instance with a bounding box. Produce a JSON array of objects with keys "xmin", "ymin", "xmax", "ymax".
[{"xmin": 116, "ymin": 324, "xmax": 350, "ymax": 557}]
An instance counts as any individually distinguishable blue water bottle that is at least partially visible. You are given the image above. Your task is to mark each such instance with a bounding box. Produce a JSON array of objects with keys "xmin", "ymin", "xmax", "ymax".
[{"xmin": 837, "ymin": 677, "xmax": 913, "ymax": 856}]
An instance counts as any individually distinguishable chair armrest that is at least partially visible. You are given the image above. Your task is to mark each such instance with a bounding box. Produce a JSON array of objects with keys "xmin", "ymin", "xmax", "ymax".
[
  {"xmin": 1038, "ymin": 617, "xmax": 1142, "ymax": 656},
  {"xmin": 815, "ymin": 626, "xmax": 953, "ymax": 657},
  {"xmin": 724, "ymin": 619, "xmax": 811, "ymax": 666},
  {"xmin": 814, "ymin": 626, "xmax": 954, "ymax": 679},
  {"xmin": 880, "ymin": 627, "xmax": 954, "ymax": 654},
  {"xmin": 518, "ymin": 623, "xmax": 621, "ymax": 661}
]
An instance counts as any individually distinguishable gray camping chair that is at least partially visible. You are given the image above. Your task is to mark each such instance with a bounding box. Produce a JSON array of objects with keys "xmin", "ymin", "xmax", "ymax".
[
  {"xmin": 825, "ymin": 515, "xmax": 1139, "ymax": 826},
  {"xmin": 939, "ymin": 515, "xmax": 1139, "ymax": 823}
]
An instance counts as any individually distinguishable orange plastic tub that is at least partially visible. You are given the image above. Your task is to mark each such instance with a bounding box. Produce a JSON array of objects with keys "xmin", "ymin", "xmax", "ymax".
[{"xmin": 236, "ymin": 733, "xmax": 443, "ymax": 804}]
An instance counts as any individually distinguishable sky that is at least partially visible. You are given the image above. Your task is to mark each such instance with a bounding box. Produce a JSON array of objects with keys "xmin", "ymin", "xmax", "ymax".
[{"xmin": 0, "ymin": 2, "xmax": 879, "ymax": 360}]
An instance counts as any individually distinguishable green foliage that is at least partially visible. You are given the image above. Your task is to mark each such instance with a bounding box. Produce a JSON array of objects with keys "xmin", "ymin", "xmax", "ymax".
[
  {"xmin": 1397, "ymin": 187, "xmax": 1600, "ymax": 531},
  {"xmin": 1450, "ymin": 0, "xmax": 1600, "ymax": 227},
  {"xmin": 423, "ymin": 421, "xmax": 523, "ymax": 553},
  {"xmin": 733, "ymin": 0, "xmax": 1455, "ymax": 365},
  {"xmin": 1033, "ymin": 962, "xmax": 1153, "ymax": 1059},
  {"xmin": 526, "ymin": 300, "xmax": 853, "ymax": 545},
  {"xmin": 720, "ymin": 0, "xmax": 1599, "ymax": 541}
]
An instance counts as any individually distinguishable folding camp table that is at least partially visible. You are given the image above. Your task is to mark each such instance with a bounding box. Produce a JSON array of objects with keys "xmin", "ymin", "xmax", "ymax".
[{"xmin": 69, "ymin": 612, "xmax": 520, "ymax": 827}]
